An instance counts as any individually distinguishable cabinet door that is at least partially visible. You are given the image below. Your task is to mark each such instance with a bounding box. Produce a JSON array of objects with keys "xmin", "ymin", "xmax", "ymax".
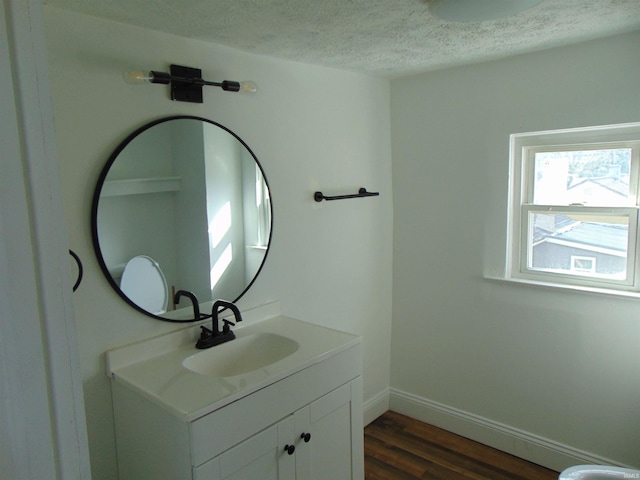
[
  {"xmin": 294, "ymin": 383, "xmax": 354, "ymax": 480},
  {"xmin": 193, "ymin": 417, "xmax": 296, "ymax": 480},
  {"xmin": 277, "ymin": 414, "xmax": 296, "ymax": 480}
]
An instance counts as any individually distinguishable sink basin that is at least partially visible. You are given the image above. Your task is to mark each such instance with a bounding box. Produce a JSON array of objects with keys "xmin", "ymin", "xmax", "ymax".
[
  {"xmin": 182, "ymin": 332, "xmax": 300, "ymax": 377},
  {"xmin": 107, "ymin": 312, "xmax": 362, "ymax": 419}
]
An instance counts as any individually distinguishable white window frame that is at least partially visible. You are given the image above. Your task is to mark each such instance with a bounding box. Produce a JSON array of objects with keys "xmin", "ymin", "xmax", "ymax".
[{"xmin": 507, "ymin": 122, "xmax": 640, "ymax": 293}]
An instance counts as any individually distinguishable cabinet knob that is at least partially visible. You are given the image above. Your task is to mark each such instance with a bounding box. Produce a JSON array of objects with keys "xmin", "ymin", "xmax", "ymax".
[
  {"xmin": 284, "ymin": 444, "xmax": 295, "ymax": 455},
  {"xmin": 300, "ymin": 432, "xmax": 311, "ymax": 443}
]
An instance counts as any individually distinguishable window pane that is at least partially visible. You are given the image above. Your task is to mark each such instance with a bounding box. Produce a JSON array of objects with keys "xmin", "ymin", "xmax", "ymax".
[
  {"xmin": 532, "ymin": 148, "xmax": 632, "ymax": 206},
  {"xmin": 528, "ymin": 212, "xmax": 628, "ymax": 280}
]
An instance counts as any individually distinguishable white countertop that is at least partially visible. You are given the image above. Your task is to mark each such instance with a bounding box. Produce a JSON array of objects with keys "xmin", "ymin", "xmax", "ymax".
[{"xmin": 106, "ymin": 314, "xmax": 361, "ymax": 421}]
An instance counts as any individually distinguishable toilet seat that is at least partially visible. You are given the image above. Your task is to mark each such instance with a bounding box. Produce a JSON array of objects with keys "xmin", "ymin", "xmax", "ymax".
[{"xmin": 120, "ymin": 255, "xmax": 168, "ymax": 314}]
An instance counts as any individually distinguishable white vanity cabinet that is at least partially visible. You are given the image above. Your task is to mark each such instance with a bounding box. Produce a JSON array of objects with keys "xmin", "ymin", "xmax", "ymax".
[
  {"xmin": 194, "ymin": 381, "xmax": 358, "ymax": 480},
  {"xmin": 109, "ymin": 314, "xmax": 364, "ymax": 480}
]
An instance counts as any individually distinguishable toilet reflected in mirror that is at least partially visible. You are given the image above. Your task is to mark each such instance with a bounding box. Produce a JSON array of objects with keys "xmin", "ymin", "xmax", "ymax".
[{"xmin": 119, "ymin": 255, "xmax": 169, "ymax": 315}]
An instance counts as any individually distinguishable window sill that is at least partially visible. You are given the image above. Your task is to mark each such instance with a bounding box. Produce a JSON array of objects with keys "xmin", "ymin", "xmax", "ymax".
[{"xmin": 484, "ymin": 275, "xmax": 640, "ymax": 300}]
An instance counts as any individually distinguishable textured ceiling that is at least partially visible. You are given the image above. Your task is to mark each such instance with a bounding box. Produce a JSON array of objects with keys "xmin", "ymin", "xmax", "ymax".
[{"xmin": 43, "ymin": 0, "xmax": 640, "ymax": 77}]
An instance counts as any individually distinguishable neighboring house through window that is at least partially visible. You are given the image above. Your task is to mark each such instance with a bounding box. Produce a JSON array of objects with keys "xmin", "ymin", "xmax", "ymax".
[{"xmin": 507, "ymin": 122, "xmax": 640, "ymax": 293}]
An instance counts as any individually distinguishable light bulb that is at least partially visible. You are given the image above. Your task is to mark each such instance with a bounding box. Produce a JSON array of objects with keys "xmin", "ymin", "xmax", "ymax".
[
  {"xmin": 123, "ymin": 70, "xmax": 171, "ymax": 85},
  {"xmin": 123, "ymin": 70, "xmax": 152, "ymax": 84},
  {"xmin": 239, "ymin": 81, "xmax": 258, "ymax": 95}
]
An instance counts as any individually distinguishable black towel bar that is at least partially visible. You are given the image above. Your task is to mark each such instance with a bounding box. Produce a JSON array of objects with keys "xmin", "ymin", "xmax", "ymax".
[{"xmin": 314, "ymin": 187, "xmax": 379, "ymax": 202}]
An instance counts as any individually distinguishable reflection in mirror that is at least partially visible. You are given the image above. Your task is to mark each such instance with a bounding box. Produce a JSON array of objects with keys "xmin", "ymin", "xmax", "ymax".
[{"xmin": 91, "ymin": 116, "xmax": 272, "ymax": 322}]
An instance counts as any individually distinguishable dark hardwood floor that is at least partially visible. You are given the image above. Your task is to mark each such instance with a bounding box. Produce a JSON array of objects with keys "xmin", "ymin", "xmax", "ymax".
[{"xmin": 364, "ymin": 411, "xmax": 559, "ymax": 480}]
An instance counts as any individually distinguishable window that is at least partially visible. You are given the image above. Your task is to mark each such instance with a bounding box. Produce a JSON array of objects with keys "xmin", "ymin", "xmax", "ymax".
[
  {"xmin": 507, "ymin": 123, "xmax": 640, "ymax": 293},
  {"xmin": 571, "ymin": 256, "xmax": 596, "ymax": 274}
]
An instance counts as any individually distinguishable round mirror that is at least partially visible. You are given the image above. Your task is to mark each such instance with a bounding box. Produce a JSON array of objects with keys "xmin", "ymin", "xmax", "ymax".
[{"xmin": 91, "ymin": 116, "xmax": 272, "ymax": 322}]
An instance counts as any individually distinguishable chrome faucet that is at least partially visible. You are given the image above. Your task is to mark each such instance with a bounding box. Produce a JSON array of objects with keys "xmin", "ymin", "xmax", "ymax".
[{"xmin": 195, "ymin": 300, "xmax": 243, "ymax": 349}]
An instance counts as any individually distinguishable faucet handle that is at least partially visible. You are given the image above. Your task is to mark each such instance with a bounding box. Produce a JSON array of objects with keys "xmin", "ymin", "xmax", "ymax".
[
  {"xmin": 222, "ymin": 319, "xmax": 235, "ymax": 334},
  {"xmin": 199, "ymin": 325, "xmax": 213, "ymax": 337},
  {"xmin": 195, "ymin": 325, "xmax": 217, "ymax": 349}
]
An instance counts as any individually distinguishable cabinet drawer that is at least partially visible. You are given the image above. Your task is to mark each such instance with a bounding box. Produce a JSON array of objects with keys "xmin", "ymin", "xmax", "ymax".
[{"xmin": 193, "ymin": 457, "xmax": 220, "ymax": 480}]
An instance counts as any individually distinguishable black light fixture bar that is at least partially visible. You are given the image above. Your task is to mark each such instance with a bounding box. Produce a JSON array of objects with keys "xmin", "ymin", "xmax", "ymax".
[
  {"xmin": 169, "ymin": 64, "xmax": 205, "ymax": 103},
  {"xmin": 126, "ymin": 64, "xmax": 257, "ymax": 103}
]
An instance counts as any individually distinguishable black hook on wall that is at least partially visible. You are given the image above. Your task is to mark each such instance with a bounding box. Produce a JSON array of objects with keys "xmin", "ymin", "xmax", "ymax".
[
  {"xmin": 314, "ymin": 187, "xmax": 380, "ymax": 202},
  {"xmin": 69, "ymin": 249, "xmax": 83, "ymax": 292}
]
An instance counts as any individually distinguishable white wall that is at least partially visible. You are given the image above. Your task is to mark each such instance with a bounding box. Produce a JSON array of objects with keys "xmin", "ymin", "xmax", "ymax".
[
  {"xmin": 390, "ymin": 31, "xmax": 640, "ymax": 470},
  {"xmin": 43, "ymin": 8, "xmax": 392, "ymax": 479}
]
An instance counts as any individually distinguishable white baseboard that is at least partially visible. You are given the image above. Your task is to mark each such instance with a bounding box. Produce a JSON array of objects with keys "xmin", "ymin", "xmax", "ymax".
[
  {"xmin": 363, "ymin": 388, "xmax": 389, "ymax": 426},
  {"xmin": 389, "ymin": 388, "xmax": 630, "ymax": 472}
]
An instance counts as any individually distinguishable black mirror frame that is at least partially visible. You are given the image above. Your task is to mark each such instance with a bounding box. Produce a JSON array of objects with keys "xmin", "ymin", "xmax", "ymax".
[{"xmin": 90, "ymin": 115, "xmax": 273, "ymax": 322}]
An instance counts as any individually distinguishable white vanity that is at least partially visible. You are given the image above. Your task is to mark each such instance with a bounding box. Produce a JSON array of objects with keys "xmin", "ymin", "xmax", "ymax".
[{"xmin": 106, "ymin": 304, "xmax": 364, "ymax": 480}]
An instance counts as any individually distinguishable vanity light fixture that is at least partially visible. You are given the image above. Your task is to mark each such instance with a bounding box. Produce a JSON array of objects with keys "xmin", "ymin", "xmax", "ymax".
[{"xmin": 124, "ymin": 64, "xmax": 257, "ymax": 103}]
